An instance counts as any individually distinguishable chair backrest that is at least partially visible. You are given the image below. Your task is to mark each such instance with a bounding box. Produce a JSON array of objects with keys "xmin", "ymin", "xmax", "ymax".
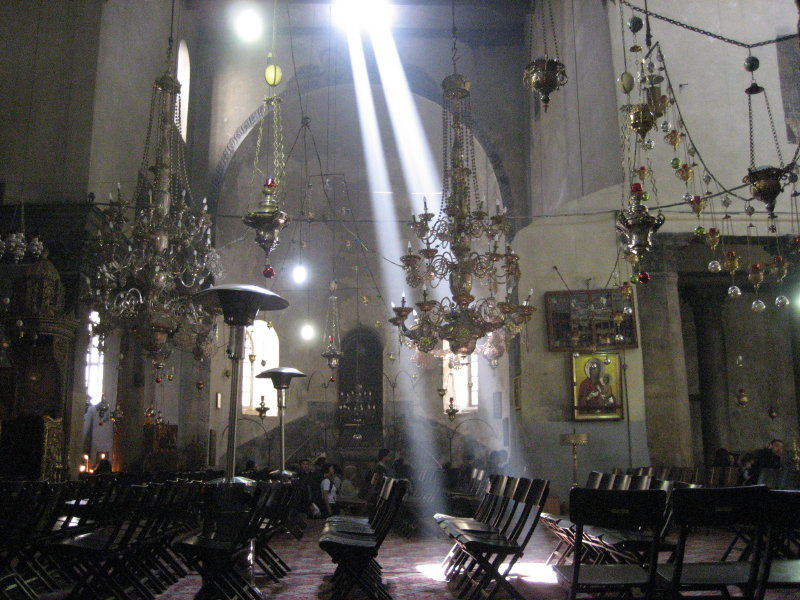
[
  {"xmin": 718, "ymin": 466, "xmax": 741, "ymax": 487},
  {"xmin": 567, "ymin": 488, "xmax": 667, "ymax": 600},
  {"xmin": 629, "ymin": 474, "xmax": 652, "ymax": 490},
  {"xmin": 597, "ymin": 473, "xmax": 616, "ymax": 490},
  {"xmin": 500, "ymin": 478, "xmax": 549, "ymax": 564},
  {"xmin": 668, "ymin": 485, "xmax": 768, "ymax": 599},
  {"xmin": 755, "ymin": 489, "xmax": 800, "ymax": 600},
  {"xmin": 612, "ymin": 474, "xmax": 631, "ymax": 490},
  {"xmin": 470, "ymin": 474, "xmax": 502, "ymax": 522},
  {"xmin": 757, "ymin": 468, "xmax": 781, "ymax": 488},
  {"xmin": 653, "ymin": 466, "xmax": 671, "ymax": 480},
  {"xmin": 777, "ymin": 468, "xmax": 800, "ymax": 490},
  {"xmin": 584, "ymin": 471, "xmax": 602, "ymax": 489},
  {"xmin": 371, "ymin": 478, "xmax": 409, "ymax": 546},
  {"xmin": 649, "ymin": 478, "xmax": 673, "ymax": 492}
]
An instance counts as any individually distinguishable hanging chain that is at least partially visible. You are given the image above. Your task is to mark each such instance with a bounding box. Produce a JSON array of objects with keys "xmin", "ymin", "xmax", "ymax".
[
  {"xmin": 251, "ymin": 97, "xmax": 269, "ymax": 183},
  {"xmin": 273, "ymin": 98, "xmax": 285, "ymax": 186},
  {"xmin": 526, "ymin": 0, "xmax": 534, "ymax": 63},
  {"xmin": 539, "ymin": 0, "xmax": 548, "ymax": 57},
  {"xmin": 618, "ymin": 0, "xmax": 628, "ymax": 72},
  {"xmin": 763, "ymin": 89, "xmax": 784, "ymax": 167},
  {"xmin": 451, "ymin": 0, "xmax": 459, "ymax": 73},
  {"xmin": 546, "ymin": 0, "xmax": 559, "ymax": 60},
  {"xmin": 619, "ymin": 0, "xmax": 798, "ymax": 49},
  {"xmin": 747, "ymin": 93, "xmax": 755, "ymax": 170}
]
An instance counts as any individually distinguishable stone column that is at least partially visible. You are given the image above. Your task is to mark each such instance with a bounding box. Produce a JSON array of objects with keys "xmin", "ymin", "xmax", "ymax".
[
  {"xmin": 637, "ymin": 271, "xmax": 694, "ymax": 466},
  {"xmin": 686, "ymin": 288, "xmax": 730, "ymax": 462}
]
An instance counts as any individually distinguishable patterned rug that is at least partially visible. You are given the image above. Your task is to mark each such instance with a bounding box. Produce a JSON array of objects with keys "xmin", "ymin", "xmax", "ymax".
[{"xmin": 155, "ymin": 520, "xmax": 794, "ymax": 599}]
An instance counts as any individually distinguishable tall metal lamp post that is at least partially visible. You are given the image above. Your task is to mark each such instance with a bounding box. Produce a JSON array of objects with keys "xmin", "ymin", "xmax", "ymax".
[
  {"xmin": 560, "ymin": 428, "xmax": 590, "ymax": 487},
  {"xmin": 258, "ymin": 367, "xmax": 306, "ymax": 479},
  {"xmin": 194, "ymin": 284, "xmax": 289, "ymax": 482}
]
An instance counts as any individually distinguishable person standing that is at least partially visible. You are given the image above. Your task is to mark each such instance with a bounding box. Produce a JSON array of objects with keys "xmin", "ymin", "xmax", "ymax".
[
  {"xmin": 750, "ymin": 439, "xmax": 784, "ymax": 483},
  {"xmin": 321, "ymin": 463, "xmax": 340, "ymax": 517}
]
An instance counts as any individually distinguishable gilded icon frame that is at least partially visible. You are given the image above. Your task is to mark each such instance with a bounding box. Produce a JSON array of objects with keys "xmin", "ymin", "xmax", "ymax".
[{"xmin": 572, "ymin": 353, "xmax": 623, "ymax": 421}]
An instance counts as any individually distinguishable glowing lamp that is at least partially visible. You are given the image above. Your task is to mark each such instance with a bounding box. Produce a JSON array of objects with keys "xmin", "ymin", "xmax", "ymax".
[{"xmin": 265, "ymin": 64, "xmax": 282, "ymax": 87}]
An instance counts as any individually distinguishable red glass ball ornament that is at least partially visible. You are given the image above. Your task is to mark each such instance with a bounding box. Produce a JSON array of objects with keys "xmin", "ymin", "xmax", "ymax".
[
  {"xmin": 263, "ymin": 265, "xmax": 275, "ymax": 278},
  {"xmin": 773, "ymin": 255, "xmax": 784, "ymax": 264},
  {"xmin": 793, "ymin": 236, "xmax": 800, "ymax": 245},
  {"xmin": 726, "ymin": 250, "xmax": 737, "ymax": 258},
  {"xmin": 264, "ymin": 177, "xmax": 277, "ymax": 188},
  {"xmin": 637, "ymin": 271, "xmax": 650, "ymax": 284},
  {"xmin": 630, "ymin": 183, "xmax": 643, "ymax": 194},
  {"xmin": 709, "ymin": 227, "xmax": 718, "ymax": 234},
  {"xmin": 155, "ymin": 376, "xmax": 162, "ymax": 383},
  {"xmin": 329, "ymin": 376, "xmax": 336, "ymax": 383},
  {"xmin": 750, "ymin": 263, "xmax": 762, "ymax": 272}
]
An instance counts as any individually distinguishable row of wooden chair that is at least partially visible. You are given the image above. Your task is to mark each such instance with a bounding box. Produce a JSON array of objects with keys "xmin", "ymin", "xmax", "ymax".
[
  {"xmin": 175, "ymin": 481, "xmax": 295, "ymax": 600},
  {"xmin": 628, "ymin": 465, "xmax": 742, "ymax": 487},
  {"xmin": 318, "ymin": 477, "xmax": 410, "ymax": 600},
  {"xmin": 0, "ymin": 476, "xmax": 300, "ymax": 600},
  {"xmin": 554, "ymin": 485, "xmax": 800, "ymax": 600},
  {"xmin": 443, "ymin": 468, "xmax": 487, "ymax": 518},
  {"xmin": 434, "ymin": 473, "xmax": 550, "ymax": 600},
  {"xmin": 541, "ymin": 472, "xmax": 701, "ymax": 567}
]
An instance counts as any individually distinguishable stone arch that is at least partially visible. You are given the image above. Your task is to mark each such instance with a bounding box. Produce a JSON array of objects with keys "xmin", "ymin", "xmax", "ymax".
[{"xmin": 207, "ymin": 64, "xmax": 515, "ymax": 218}]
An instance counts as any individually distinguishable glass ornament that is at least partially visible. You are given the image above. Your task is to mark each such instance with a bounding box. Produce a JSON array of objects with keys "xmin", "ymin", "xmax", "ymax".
[
  {"xmin": 775, "ymin": 295, "xmax": 790, "ymax": 308},
  {"xmin": 745, "ymin": 205, "xmax": 756, "ymax": 216},
  {"xmin": 708, "ymin": 260, "xmax": 722, "ymax": 273},
  {"xmin": 670, "ymin": 157, "xmax": 681, "ymax": 169},
  {"xmin": 660, "ymin": 120, "xmax": 672, "ymax": 132},
  {"xmin": 623, "ymin": 306, "xmax": 633, "ymax": 316},
  {"xmin": 744, "ymin": 56, "xmax": 760, "ymax": 72},
  {"xmin": 628, "ymin": 16, "xmax": 643, "ymax": 33},
  {"xmin": 721, "ymin": 195, "xmax": 732, "ymax": 207},
  {"xmin": 728, "ymin": 285, "xmax": 742, "ymax": 299},
  {"xmin": 637, "ymin": 271, "xmax": 650, "ymax": 284},
  {"xmin": 614, "ymin": 333, "xmax": 624, "ymax": 343},
  {"xmin": 682, "ymin": 192, "xmax": 693, "ymax": 202},
  {"xmin": 751, "ymin": 299, "xmax": 766, "ymax": 312},
  {"xmin": 618, "ymin": 71, "xmax": 635, "ymax": 94},
  {"xmin": 693, "ymin": 226, "xmax": 706, "ymax": 236},
  {"xmin": 643, "ymin": 138, "xmax": 655, "ymax": 150}
]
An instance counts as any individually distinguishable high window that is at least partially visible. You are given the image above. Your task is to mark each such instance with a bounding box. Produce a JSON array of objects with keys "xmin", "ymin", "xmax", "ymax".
[
  {"xmin": 241, "ymin": 320, "xmax": 279, "ymax": 416},
  {"xmin": 176, "ymin": 40, "xmax": 190, "ymax": 141},
  {"xmin": 85, "ymin": 312, "xmax": 105, "ymax": 406},
  {"xmin": 442, "ymin": 341, "xmax": 479, "ymax": 412}
]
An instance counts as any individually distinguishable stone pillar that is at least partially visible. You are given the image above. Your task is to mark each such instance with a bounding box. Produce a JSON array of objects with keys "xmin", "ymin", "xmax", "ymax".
[
  {"xmin": 637, "ymin": 272, "xmax": 694, "ymax": 466},
  {"xmin": 687, "ymin": 289, "xmax": 730, "ymax": 462}
]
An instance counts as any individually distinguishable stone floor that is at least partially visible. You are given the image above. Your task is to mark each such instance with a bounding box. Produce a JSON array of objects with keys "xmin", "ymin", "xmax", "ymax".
[{"xmin": 153, "ymin": 518, "xmax": 795, "ymax": 599}]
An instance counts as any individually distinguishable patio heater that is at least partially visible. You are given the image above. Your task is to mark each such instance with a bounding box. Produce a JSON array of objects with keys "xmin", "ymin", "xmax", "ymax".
[
  {"xmin": 257, "ymin": 367, "xmax": 306, "ymax": 478},
  {"xmin": 194, "ymin": 284, "xmax": 289, "ymax": 482}
]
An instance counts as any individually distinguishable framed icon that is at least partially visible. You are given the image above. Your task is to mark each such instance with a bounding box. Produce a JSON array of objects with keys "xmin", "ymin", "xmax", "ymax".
[{"xmin": 572, "ymin": 353, "xmax": 623, "ymax": 421}]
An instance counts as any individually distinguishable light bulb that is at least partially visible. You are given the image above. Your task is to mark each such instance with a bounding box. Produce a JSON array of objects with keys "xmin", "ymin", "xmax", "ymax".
[
  {"xmin": 293, "ymin": 264, "xmax": 307, "ymax": 284},
  {"xmin": 300, "ymin": 324, "xmax": 315, "ymax": 341}
]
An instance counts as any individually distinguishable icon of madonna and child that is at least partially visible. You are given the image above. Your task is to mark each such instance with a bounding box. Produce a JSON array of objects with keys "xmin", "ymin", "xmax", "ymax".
[{"xmin": 573, "ymin": 354, "xmax": 623, "ymax": 420}]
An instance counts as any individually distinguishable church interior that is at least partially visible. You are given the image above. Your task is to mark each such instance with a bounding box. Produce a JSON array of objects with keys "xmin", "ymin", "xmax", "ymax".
[{"xmin": 1, "ymin": 0, "xmax": 800, "ymax": 598}]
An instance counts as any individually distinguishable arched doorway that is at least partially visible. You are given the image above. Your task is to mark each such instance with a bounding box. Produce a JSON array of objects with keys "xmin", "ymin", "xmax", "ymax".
[{"xmin": 337, "ymin": 328, "xmax": 383, "ymax": 448}]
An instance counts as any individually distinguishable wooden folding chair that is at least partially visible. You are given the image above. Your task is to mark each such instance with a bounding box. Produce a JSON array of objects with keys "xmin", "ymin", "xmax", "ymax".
[
  {"xmin": 754, "ymin": 489, "xmax": 800, "ymax": 600},
  {"xmin": 657, "ymin": 485, "xmax": 768, "ymax": 600},
  {"xmin": 554, "ymin": 488, "xmax": 667, "ymax": 600}
]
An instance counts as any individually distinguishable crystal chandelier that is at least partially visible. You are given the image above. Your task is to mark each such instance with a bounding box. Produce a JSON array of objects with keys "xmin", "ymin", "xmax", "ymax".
[
  {"xmin": 0, "ymin": 203, "xmax": 44, "ymax": 264},
  {"xmin": 85, "ymin": 34, "xmax": 219, "ymax": 367},
  {"xmin": 390, "ymin": 68, "xmax": 533, "ymax": 357}
]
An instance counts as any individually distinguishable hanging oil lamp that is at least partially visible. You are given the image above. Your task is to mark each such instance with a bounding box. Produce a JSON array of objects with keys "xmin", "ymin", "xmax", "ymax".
[{"xmin": 522, "ymin": 0, "xmax": 567, "ymax": 111}]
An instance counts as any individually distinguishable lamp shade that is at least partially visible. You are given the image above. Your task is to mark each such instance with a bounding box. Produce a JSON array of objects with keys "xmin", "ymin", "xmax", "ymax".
[
  {"xmin": 193, "ymin": 284, "xmax": 289, "ymax": 326},
  {"xmin": 257, "ymin": 366, "xmax": 306, "ymax": 389}
]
